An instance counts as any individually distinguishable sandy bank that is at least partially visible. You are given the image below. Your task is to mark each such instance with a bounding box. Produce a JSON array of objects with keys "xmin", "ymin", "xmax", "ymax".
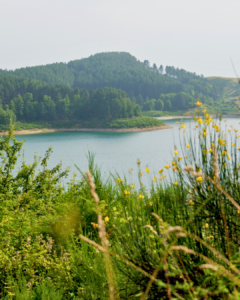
[
  {"xmin": 156, "ymin": 116, "xmax": 191, "ymax": 120},
  {"xmin": 0, "ymin": 125, "xmax": 173, "ymax": 136}
]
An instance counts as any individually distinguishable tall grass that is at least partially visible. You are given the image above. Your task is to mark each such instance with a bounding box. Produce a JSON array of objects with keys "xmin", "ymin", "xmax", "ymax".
[{"xmin": 1, "ymin": 102, "xmax": 240, "ymax": 299}]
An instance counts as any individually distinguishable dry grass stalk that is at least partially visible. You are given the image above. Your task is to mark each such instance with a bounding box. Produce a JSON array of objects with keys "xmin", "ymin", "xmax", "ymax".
[
  {"xmin": 199, "ymin": 264, "xmax": 218, "ymax": 271},
  {"xmin": 143, "ymin": 225, "xmax": 158, "ymax": 236},
  {"xmin": 170, "ymin": 246, "xmax": 195, "ymax": 255},
  {"xmin": 86, "ymin": 171, "xmax": 119, "ymax": 300}
]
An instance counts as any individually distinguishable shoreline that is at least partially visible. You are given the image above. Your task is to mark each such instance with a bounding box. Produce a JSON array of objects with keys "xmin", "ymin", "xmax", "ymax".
[
  {"xmin": 0, "ymin": 125, "xmax": 173, "ymax": 136},
  {"xmin": 155, "ymin": 116, "xmax": 191, "ymax": 120}
]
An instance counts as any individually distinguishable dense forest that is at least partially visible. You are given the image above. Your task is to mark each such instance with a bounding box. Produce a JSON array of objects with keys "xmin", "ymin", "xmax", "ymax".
[
  {"xmin": 0, "ymin": 52, "xmax": 238, "ymax": 126},
  {"xmin": 0, "ymin": 73, "xmax": 141, "ymax": 125},
  {"xmin": 0, "ymin": 52, "xmax": 226, "ymax": 111}
]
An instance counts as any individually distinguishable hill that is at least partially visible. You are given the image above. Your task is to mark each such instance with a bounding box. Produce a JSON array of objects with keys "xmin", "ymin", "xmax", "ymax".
[
  {"xmin": 0, "ymin": 52, "xmax": 218, "ymax": 110},
  {"xmin": 1, "ymin": 52, "xmax": 239, "ymax": 114}
]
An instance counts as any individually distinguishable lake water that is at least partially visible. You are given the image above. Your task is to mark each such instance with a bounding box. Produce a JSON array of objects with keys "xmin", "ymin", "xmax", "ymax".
[{"xmin": 14, "ymin": 117, "xmax": 240, "ymax": 186}]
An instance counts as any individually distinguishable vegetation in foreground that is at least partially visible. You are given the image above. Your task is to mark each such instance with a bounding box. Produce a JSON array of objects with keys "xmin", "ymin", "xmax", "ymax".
[{"xmin": 1, "ymin": 100, "xmax": 240, "ymax": 299}]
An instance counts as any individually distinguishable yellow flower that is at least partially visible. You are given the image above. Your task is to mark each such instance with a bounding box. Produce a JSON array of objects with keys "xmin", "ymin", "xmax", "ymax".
[
  {"xmin": 232, "ymin": 143, "xmax": 236, "ymax": 146},
  {"xmin": 234, "ymin": 129, "xmax": 238, "ymax": 133},
  {"xmin": 164, "ymin": 165, "xmax": 170, "ymax": 169},
  {"xmin": 124, "ymin": 190, "xmax": 130, "ymax": 195},
  {"xmin": 196, "ymin": 176, "xmax": 204, "ymax": 184},
  {"xmin": 174, "ymin": 150, "xmax": 178, "ymax": 155},
  {"xmin": 178, "ymin": 157, "xmax": 182, "ymax": 161},
  {"xmin": 149, "ymin": 202, "xmax": 153, "ymax": 206},
  {"xmin": 113, "ymin": 207, "xmax": 117, "ymax": 211},
  {"xmin": 203, "ymin": 132, "xmax": 208, "ymax": 137},
  {"xmin": 198, "ymin": 118, "xmax": 204, "ymax": 124},
  {"xmin": 182, "ymin": 124, "xmax": 185, "ymax": 129},
  {"xmin": 163, "ymin": 175, "xmax": 167, "ymax": 178},
  {"xmin": 91, "ymin": 222, "xmax": 98, "ymax": 229},
  {"xmin": 195, "ymin": 99, "xmax": 202, "ymax": 106},
  {"xmin": 239, "ymin": 121, "xmax": 240, "ymax": 124},
  {"xmin": 172, "ymin": 161, "xmax": 177, "ymax": 166},
  {"xmin": 145, "ymin": 167, "xmax": 150, "ymax": 173},
  {"xmin": 205, "ymin": 223, "xmax": 209, "ymax": 228},
  {"xmin": 140, "ymin": 172, "xmax": 143, "ymax": 176},
  {"xmin": 189, "ymin": 199, "xmax": 194, "ymax": 206},
  {"xmin": 173, "ymin": 181, "xmax": 178, "ymax": 185},
  {"xmin": 117, "ymin": 178, "xmax": 123, "ymax": 183},
  {"xmin": 238, "ymin": 148, "xmax": 240, "ymax": 151},
  {"xmin": 137, "ymin": 159, "xmax": 141, "ymax": 165},
  {"xmin": 195, "ymin": 125, "xmax": 198, "ymax": 128},
  {"xmin": 222, "ymin": 162, "xmax": 227, "ymax": 167},
  {"xmin": 176, "ymin": 121, "xmax": 179, "ymax": 124},
  {"xmin": 158, "ymin": 169, "xmax": 163, "ymax": 173},
  {"xmin": 153, "ymin": 176, "xmax": 157, "ymax": 183},
  {"xmin": 211, "ymin": 143, "xmax": 215, "ymax": 147},
  {"xmin": 221, "ymin": 150, "xmax": 227, "ymax": 156},
  {"xmin": 218, "ymin": 138, "xmax": 226, "ymax": 146},
  {"xmin": 203, "ymin": 109, "xmax": 206, "ymax": 113},
  {"xmin": 159, "ymin": 176, "xmax": 163, "ymax": 181},
  {"xmin": 187, "ymin": 144, "xmax": 190, "ymax": 148},
  {"xmin": 131, "ymin": 184, "xmax": 136, "ymax": 189},
  {"xmin": 105, "ymin": 216, "xmax": 109, "ymax": 223},
  {"xmin": 138, "ymin": 194, "xmax": 144, "ymax": 199}
]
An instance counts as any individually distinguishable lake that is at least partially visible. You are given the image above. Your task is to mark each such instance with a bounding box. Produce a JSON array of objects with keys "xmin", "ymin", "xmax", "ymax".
[{"xmin": 14, "ymin": 117, "xmax": 240, "ymax": 187}]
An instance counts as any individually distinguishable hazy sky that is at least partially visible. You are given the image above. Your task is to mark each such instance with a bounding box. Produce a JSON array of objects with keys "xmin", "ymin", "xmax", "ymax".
[{"xmin": 0, "ymin": 0, "xmax": 240, "ymax": 77}]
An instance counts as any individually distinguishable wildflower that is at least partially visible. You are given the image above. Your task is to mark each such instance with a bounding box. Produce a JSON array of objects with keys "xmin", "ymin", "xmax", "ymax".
[
  {"xmin": 164, "ymin": 165, "xmax": 170, "ymax": 169},
  {"xmin": 140, "ymin": 172, "xmax": 143, "ymax": 176},
  {"xmin": 218, "ymin": 138, "xmax": 226, "ymax": 146},
  {"xmin": 232, "ymin": 143, "xmax": 236, "ymax": 147},
  {"xmin": 153, "ymin": 176, "xmax": 157, "ymax": 183},
  {"xmin": 234, "ymin": 129, "xmax": 238, "ymax": 133},
  {"xmin": 178, "ymin": 157, "xmax": 182, "ymax": 161},
  {"xmin": 104, "ymin": 216, "xmax": 109, "ymax": 223},
  {"xmin": 145, "ymin": 167, "xmax": 150, "ymax": 173},
  {"xmin": 211, "ymin": 143, "xmax": 215, "ymax": 147},
  {"xmin": 91, "ymin": 222, "xmax": 98, "ymax": 229},
  {"xmin": 222, "ymin": 162, "xmax": 227, "ymax": 167},
  {"xmin": 228, "ymin": 130, "xmax": 231, "ymax": 133},
  {"xmin": 205, "ymin": 223, "xmax": 209, "ymax": 228},
  {"xmin": 227, "ymin": 154, "xmax": 231, "ymax": 161},
  {"xmin": 113, "ymin": 207, "xmax": 117, "ymax": 211},
  {"xmin": 117, "ymin": 178, "xmax": 123, "ymax": 183},
  {"xmin": 163, "ymin": 175, "xmax": 167, "ymax": 178},
  {"xmin": 149, "ymin": 202, "xmax": 153, "ymax": 206},
  {"xmin": 173, "ymin": 181, "xmax": 178, "ymax": 185},
  {"xmin": 187, "ymin": 144, "xmax": 190, "ymax": 148},
  {"xmin": 159, "ymin": 176, "xmax": 163, "ymax": 181},
  {"xmin": 189, "ymin": 199, "xmax": 194, "ymax": 206},
  {"xmin": 221, "ymin": 150, "xmax": 227, "ymax": 156},
  {"xmin": 196, "ymin": 176, "xmax": 204, "ymax": 184},
  {"xmin": 182, "ymin": 124, "xmax": 185, "ymax": 129},
  {"xmin": 138, "ymin": 194, "xmax": 144, "ymax": 199},
  {"xmin": 174, "ymin": 150, "xmax": 178, "ymax": 155},
  {"xmin": 195, "ymin": 99, "xmax": 202, "ymax": 106},
  {"xmin": 158, "ymin": 169, "xmax": 163, "ymax": 173},
  {"xmin": 195, "ymin": 125, "xmax": 198, "ymax": 128},
  {"xmin": 176, "ymin": 121, "xmax": 179, "ymax": 124},
  {"xmin": 131, "ymin": 184, "xmax": 136, "ymax": 189},
  {"xmin": 198, "ymin": 118, "xmax": 204, "ymax": 124},
  {"xmin": 209, "ymin": 148, "xmax": 213, "ymax": 153},
  {"xmin": 203, "ymin": 132, "xmax": 208, "ymax": 137},
  {"xmin": 238, "ymin": 210, "xmax": 240, "ymax": 214},
  {"xmin": 137, "ymin": 159, "xmax": 141, "ymax": 165},
  {"xmin": 172, "ymin": 161, "xmax": 177, "ymax": 166},
  {"xmin": 238, "ymin": 148, "xmax": 240, "ymax": 151},
  {"xmin": 203, "ymin": 109, "xmax": 206, "ymax": 113},
  {"xmin": 124, "ymin": 190, "xmax": 130, "ymax": 195}
]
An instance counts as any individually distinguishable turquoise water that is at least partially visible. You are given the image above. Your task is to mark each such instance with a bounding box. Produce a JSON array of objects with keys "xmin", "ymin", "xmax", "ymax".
[{"xmin": 14, "ymin": 117, "xmax": 240, "ymax": 186}]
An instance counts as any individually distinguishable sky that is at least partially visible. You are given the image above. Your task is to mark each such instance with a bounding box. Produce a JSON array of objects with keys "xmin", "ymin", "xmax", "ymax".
[{"xmin": 0, "ymin": 0, "xmax": 240, "ymax": 77}]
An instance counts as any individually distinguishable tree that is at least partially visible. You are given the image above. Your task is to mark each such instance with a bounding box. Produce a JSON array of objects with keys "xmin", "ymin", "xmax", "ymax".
[
  {"xmin": 159, "ymin": 65, "xmax": 164, "ymax": 74},
  {"xmin": 155, "ymin": 99, "xmax": 164, "ymax": 111}
]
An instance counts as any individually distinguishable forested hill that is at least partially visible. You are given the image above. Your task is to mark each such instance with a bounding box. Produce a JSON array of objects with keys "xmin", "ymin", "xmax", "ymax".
[
  {"xmin": 0, "ymin": 52, "xmax": 222, "ymax": 106},
  {"xmin": 0, "ymin": 73, "xmax": 141, "ymax": 126}
]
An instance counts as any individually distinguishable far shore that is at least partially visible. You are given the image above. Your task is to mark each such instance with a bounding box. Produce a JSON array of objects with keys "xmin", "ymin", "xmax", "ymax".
[
  {"xmin": 0, "ymin": 125, "xmax": 173, "ymax": 136},
  {"xmin": 156, "ymin": 116, "xmax": 191, "ymax": 120}
]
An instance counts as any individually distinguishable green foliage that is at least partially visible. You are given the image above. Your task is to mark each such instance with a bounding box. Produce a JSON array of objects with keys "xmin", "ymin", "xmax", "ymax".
[{"xmin": 2, "ymin": 112, "xmax": 240, "ymax": 298}]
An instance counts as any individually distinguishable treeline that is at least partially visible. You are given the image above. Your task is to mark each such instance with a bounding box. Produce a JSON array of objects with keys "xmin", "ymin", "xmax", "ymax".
[
  {"xmin": 0, "ymin": 52, "xmax": 221, "ymax": 106},
  {"xmin": 0, "ymin": 74, "xmax": 141, "ymax": 125}
]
